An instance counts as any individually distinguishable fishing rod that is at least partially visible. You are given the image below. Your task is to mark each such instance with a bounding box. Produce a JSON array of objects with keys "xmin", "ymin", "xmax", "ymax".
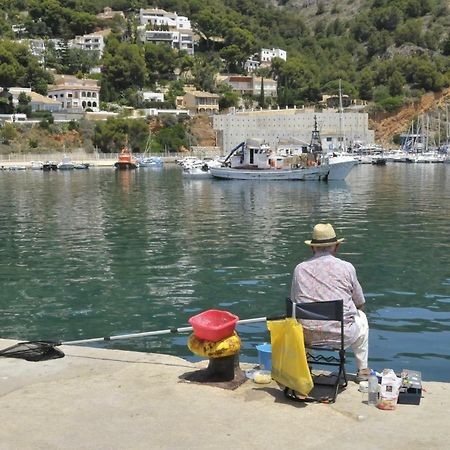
[
  {"xmin": 62, "ymin": 316, "xmax": 274, "ymax": 345},
  {"xmin": 0, "ymin": 315, "xmax": 285, "ymax": 362}
]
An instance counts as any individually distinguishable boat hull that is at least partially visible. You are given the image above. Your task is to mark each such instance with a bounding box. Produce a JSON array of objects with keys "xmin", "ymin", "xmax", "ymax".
[
  {"xmin": 328, "ymin": 156, "xmax": 357, "ymax": 180},
  {"xmin": 182, "ymin": 168, "xmax": 212, "ymax": 179},
  {"xmin": 114, "ymin": 162, "xmax": 138, "ymax": 170},
  {"xmin": 210, "ymin": 165, "xmax": 329, "ymax": 180}
]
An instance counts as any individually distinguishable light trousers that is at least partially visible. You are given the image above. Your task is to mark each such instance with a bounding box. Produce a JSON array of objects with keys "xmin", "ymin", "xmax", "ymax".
[{"xmin": 351, "ymin": 309, "xmax": 369, "ymax": 370}]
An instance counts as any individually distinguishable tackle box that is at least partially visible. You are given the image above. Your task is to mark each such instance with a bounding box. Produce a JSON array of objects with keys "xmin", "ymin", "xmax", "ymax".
[{"xmin": 397, "ymin": 369, "xmax": 422, "ymax": 405}]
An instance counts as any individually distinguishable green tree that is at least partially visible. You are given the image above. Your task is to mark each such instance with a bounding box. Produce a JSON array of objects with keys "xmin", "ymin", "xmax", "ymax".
[
  {"xmin": 93, "ymin": 118, "xmax": 148, "ymax": 153},
  {"xmin": 59, "ymin": 48, "xmax": 100, "ymax": 75},
  {"xmin": 388, "ymin": 70, "xmax": 405, "ymax": 96},
  {"xmin": 144, "ymin": 43, "xmax": 178, "ymax": 84},
  {"xmin": 101, "ymin": 42, "xmax": 146, "ymax": 102},
  {"xmin": 0, "ymin": 122, "xmax": 17, "ymax": 144},
  {"xmin": 16, "ymin": 91, "xmax": 31, "ymax": 116},
  {"xmin": 394, "ymin": 19, "xmax": 423, "ymax": 46}
]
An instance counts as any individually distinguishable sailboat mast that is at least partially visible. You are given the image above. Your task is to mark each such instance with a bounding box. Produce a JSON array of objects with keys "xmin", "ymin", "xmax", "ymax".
[{"xmin": 338, "ymin": 79, "xmax": 343, "ymax": 151}]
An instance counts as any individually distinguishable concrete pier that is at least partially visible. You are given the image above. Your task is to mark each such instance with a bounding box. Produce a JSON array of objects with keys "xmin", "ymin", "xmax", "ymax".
[{"xmin": 0, "ymin": 338, "xmax": 448, "ymax": 450}]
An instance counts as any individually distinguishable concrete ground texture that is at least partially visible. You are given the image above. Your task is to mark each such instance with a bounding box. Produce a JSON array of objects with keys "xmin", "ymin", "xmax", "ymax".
[{"xmin": 0, "ymin": 338, "xmax": 449, "ymax": 450}]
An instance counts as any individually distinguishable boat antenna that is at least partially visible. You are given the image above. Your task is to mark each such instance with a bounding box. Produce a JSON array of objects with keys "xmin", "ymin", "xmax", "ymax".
[{"xmin": 310, "ymin": 115, "xmax": 322, "ymax": 154}]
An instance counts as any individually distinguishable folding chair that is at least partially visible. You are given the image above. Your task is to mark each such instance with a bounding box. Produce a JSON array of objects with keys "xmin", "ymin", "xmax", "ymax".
[{"xmin": 284, "ymin": 297, "xmax": 348, "ymax": 403}]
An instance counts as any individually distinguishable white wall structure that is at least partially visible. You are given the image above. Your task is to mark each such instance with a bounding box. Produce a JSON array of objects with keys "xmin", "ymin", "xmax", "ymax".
[
  {"xmin": 260, "ymin": 48, "xmax": 287, "ymax": 63},
  {"xmin": 213, "ymin": 108, "xmax": 375, "ymax": 152},
  {"xmin": 139, "ymin": 8, "xmax": 191, "ymax": 30}
]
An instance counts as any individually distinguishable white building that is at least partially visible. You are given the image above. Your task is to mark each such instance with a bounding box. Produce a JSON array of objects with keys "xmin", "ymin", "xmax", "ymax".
[
  {"xmin": 138, "ymin": 28, "xmax": 194, "ymax": 55},
  {"xmin": 139, "ymin": 8, "xmax": 191, "ymax": 30},
  {"xmin": 47, "ymin": 75, "xmax": 100, "ymax": 112},
  {"xmin": 142, "ymin": 91, "xmax": 164, "ymax": 102},
  {"xmin": 244, "ymin": 58, "xmax": 260, "ymax": 73},
  {"xmin": 7, "ymin": 87, "xmax": 61, "ymax": 112},
  {"xmin": 213, "ymin": 108, "xmax": 374, "ymax": 153},
  {"xmin": 260, "ymin": 48, "xmax": 287, "ymax": 63},
  {"xmin": 71, "ymin": 33, "xmax": 105, "ymax": 56}
]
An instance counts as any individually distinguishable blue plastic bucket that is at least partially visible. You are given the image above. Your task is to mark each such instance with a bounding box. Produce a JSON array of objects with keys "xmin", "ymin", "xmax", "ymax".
[{"xmin": 256, "ymin": 343, "xmax": 272, "ymax": 371}]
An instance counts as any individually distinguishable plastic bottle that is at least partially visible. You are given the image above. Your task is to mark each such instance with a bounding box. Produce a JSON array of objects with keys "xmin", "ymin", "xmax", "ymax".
[{"xmin": 368, "ymin": 370, "xmax": 379, "ymax": 406}]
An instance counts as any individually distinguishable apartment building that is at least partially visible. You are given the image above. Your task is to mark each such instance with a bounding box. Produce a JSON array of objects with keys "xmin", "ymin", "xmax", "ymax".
[
  {"xmin": 71, "ymin": 33, "xmax": 106, "ymax": 56},
  {"xmin": 138, "ymin": 29, "xmax": 194, "ymax": 55},
  {"xmin": 137, "ymin": 7, "xmax": 194, "ymax": 55}
]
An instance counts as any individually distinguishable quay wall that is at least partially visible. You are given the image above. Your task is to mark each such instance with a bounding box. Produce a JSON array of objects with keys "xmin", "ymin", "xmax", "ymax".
[{"xmin": 0, "ymin": 146, "xmax": 223, "ymax": 168}]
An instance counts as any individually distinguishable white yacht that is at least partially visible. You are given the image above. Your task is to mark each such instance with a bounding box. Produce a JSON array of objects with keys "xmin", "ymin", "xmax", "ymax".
[{"xmin": 57, "ymin": 156, "xmax": 75, "ymax": 170}]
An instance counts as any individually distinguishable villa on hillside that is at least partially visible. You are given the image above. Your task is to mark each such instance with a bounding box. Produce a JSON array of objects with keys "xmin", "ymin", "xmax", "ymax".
[
  {"xmin": 244, "ymin": 48, "xmax": 287, "ymax": 73},
  {"xmin": 47, "ymin": 75, "xmax": 100, "ymax": 112},
  {"xmin": 71, "ymin": 32, "xmax": 107, "ymax": 57},
  {"xmin": 8, "ymin": 87, "xmax": 61, "ymax": 112},
  {"xmin": 177, "ymin": 91, "xmax": 219, "ymax": 115},
  {"xmin": 218, "ymin": 75, "xmax": 278, "ymax": 97},
  {"xmin": 96, "ymin": 7, "xmax": 125, "ymax": 20},
  {"xmin": 139, "ymin": 8, "xmax": 191, "ymax": 29},
  {"xmin": 137, "ymin": 8, "xmax": 194, "ymax": 55}
]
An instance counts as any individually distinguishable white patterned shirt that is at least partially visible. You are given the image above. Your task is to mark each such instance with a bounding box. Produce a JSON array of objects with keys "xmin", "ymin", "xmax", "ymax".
[{"xmin": 290, "ymin": 253, "xmax": 365, "ymax": 348}]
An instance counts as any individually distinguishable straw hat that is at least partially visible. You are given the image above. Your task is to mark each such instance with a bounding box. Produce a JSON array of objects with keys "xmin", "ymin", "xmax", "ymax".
[{"xmin": 304, "ymin": 223, "xmax": 345, "ymax": 247}]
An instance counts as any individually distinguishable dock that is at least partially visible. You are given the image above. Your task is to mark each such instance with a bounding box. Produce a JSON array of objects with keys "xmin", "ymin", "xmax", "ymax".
[{"xmin": 0, "ymin": 338, "xmax": 448, "ymax": 449}]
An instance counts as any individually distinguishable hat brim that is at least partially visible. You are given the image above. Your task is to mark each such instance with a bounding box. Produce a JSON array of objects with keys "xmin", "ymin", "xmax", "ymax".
[{"xmin": 304, "ymin": 238, "xmax": 345, "ymax": 247}]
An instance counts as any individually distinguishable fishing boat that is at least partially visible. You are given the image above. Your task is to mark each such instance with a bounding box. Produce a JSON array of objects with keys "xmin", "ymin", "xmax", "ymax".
[
  {"xmin": 275, "ymin": 115, "xmax": 357, "ymax": 181},
  {"xmin": 210, "ymin": 136, "xmax": 329, "ymax": 181},
  {"xmin": 114, "ymin": 146, "xmax": 138, "ymax": 170}
]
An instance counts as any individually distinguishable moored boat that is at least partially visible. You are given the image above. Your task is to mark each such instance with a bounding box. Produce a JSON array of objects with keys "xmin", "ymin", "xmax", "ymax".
[
  {"xmin": 210, "ymin": 136, "xmax": 329, "ymax": 181},
  {"xmin": 30, "ymin": 161, "xmax": 44, "ymax": 170},
  {"xmin": 137, "ymin": 156, "xmax": 163, "ymax": 167},
  {"xmin": 57, "ymin": 155, "xmax": 75, "ymax": 170},
  {"xmin": 114, "ymin": 147, "xmax": 138, "ymax": 170},
  {"xmin": 43, "ymin": 161, "xmax": 58, "ymax": 171}
]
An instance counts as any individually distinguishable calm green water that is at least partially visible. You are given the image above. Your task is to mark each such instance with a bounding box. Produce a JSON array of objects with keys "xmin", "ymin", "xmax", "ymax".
[{"xmin": 1, "ymin": 164, "xmax": 450, "ymax": 381}]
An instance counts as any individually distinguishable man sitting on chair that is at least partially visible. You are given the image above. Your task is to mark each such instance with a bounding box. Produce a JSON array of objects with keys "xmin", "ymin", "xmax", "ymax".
[{"xmin": 290, "ymin": 223, "xmax": 370, "ymax": 380}]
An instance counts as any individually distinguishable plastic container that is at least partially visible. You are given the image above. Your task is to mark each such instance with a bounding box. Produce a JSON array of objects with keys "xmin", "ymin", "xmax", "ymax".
[
  {"xmin": 253, "ymin": 370, "xmax": 272, "ymax": 384},
  {"xmin": 188, "ymin": 309, "xmax": 239, "ymax": 342},
  {"xmin": 256, "ymin": 343, "xmax": 272, "ymax": 371},
  {"xmin": 368, "ymin": 370, "xmax": 379, "ymax": 406}
]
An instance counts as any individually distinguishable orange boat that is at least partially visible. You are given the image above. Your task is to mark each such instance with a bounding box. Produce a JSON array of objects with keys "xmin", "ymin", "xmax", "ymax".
[{"xmin": 114, "ymin": 146, "xmax": 138, "ymax": 170}]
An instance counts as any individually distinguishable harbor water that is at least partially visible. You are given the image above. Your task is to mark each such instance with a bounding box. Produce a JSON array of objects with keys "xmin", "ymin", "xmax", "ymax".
[{"xmin": 0, "ymin": 164, "xmax": 449, "ymax": 380}]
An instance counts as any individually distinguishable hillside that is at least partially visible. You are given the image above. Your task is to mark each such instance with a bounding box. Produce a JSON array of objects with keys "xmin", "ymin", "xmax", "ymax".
[{"xmin": 371, "ymin": 88, "xmax": 450, "ymax": 146}]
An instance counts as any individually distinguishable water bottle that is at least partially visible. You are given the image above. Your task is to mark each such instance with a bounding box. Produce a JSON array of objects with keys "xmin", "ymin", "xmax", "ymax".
[{"xmin": 368, "ymin": 370, "xmax": 379, "ymax": 406}]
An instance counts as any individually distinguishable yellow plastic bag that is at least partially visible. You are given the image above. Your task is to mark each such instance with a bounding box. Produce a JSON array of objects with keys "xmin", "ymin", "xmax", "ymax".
[{"xmin": 268, "ymin": 318, "xmax": 314, "ymax": 396}]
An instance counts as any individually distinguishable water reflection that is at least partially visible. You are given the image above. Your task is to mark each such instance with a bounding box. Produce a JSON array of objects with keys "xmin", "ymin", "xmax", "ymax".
[{"xmin": 0, "ymin": 164, "xmax": 450, "ymax": 380}]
